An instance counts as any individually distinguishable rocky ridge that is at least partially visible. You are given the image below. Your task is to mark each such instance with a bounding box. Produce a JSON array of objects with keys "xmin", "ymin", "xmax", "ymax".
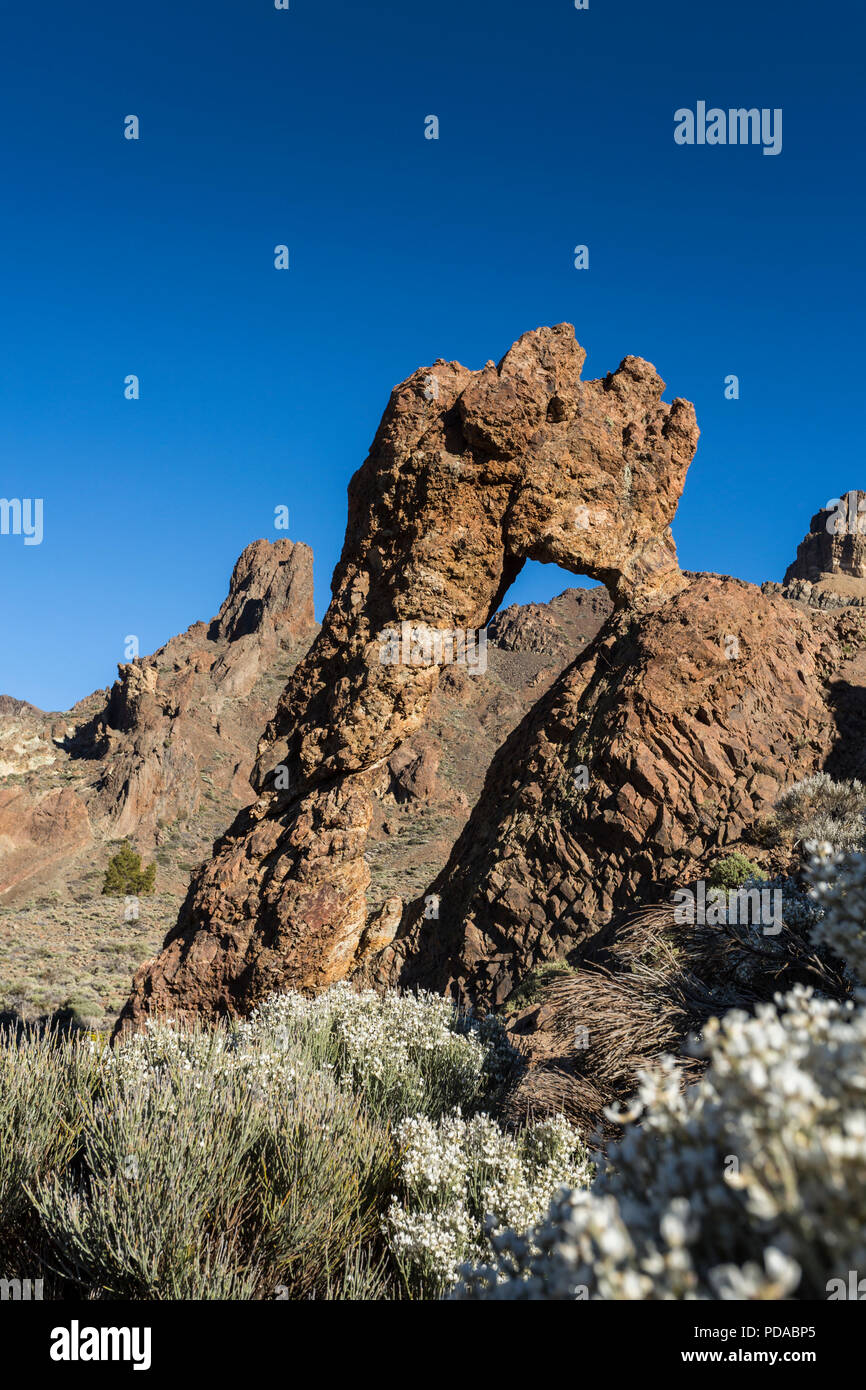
[
  {"xmin": 118, "ymin": 326, "xmax": 866, "ymax": 1034},
  {"xmin": 0, "ymin": 539, "xmax": 316, "ymax": 907},
  {"xmin": 117, "ymin": 323, "xmax": 701, "ymax": 1031}
]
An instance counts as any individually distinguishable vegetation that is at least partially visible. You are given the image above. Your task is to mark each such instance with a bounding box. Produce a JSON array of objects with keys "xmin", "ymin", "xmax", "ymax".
[
  {"xmin": 101, "ymin": 842, "xmax": 156, "ymax": 897},
  {"xmin": 771, "ymin": 771, "xmax": 866, "ymax": 852},
  {"xmin": 459, "ymin": 980, "xmax": 866, "ymax": 1300},
  {"xmin": 0, "ymin": 985, "xmax": 586, "ymax": 1300},
  {"xmin": 458, "ymin": 843, "xmax": 866, "ymax": 1301},
  {"xmin": 4, "ymin": 786, "xmax": 866, "ymax": 1302},
  {"xmin": 707, "ymin": 852, "xmax": 766, "ymax": 889},
  {"xmin": 503, "ymin": 959, "xmax": 578, "ymax": 1014}
]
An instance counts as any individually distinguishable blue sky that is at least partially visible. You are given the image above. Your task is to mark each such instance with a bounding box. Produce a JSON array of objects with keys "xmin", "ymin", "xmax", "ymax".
[{"xmin": 1, "ymin": 0, "xmax": 862, "ymax": 710}]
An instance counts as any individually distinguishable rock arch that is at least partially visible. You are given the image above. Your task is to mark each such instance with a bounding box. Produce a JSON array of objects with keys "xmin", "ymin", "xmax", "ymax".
[{"xmin": 116, "ymin": 324, "xmax": 699, "ymax": 1032}]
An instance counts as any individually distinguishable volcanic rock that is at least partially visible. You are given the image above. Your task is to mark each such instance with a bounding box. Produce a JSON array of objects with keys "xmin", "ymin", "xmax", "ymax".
[
  {"xmin": 0, "ymin": 539, "xmax": 316, "ymax": 904},
  {"xmin": 382, "ymin": 573, "xmax": 848, "ymax": 1007},
  {"xmin": 779, "ymin": 491, "xmax": 866, "ymax": 608},
  {"xmin": 116, "ymin": 323, "xmax": 700, "ymax": 1032},
  {"xmin": 488, "ymin": 585, "xmax": 612, "ymax": 657}
]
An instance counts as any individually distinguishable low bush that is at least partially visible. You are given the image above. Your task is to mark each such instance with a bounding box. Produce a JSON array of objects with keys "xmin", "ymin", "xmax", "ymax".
[
  {"xmin": 0, "ymin": 1028, "xmax": 100, "ymax": 1276},
  {"xmin": 0, "ymin": 984, "xmax": 583, "ymax": 1300},
  {"xmin": 707, "ymin": 853, "xmax": 766, "ymax": 889},
  {"xmin": 772, "ymin": 772, "xmax": 866, "ymax": 852},
  {"xmin": 386, "ymin": 1109, "xmax": 591, "ymax": 1296}
]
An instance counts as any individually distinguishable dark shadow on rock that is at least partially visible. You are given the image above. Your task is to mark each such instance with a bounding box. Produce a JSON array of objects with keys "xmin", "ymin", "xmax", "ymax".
[{"xmin": 824, "ymin": 678, "xmax": 866, "ymax": 781}]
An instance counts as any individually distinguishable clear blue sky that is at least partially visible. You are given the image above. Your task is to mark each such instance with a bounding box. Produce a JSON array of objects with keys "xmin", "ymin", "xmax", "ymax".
[{"xmin": 1, "ymin": 0, "xmax": 863, "ymax": 710}]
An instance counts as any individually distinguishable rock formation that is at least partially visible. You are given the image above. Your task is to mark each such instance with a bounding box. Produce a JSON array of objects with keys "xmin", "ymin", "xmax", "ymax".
[
  {"xmin": 770, "ymin": 491, "xmax": 866, "ymax": 610},
  {"xmin": 115, "ymin": 327, "xmax": 866, "ymax": 1036},
  {"xmin": 0, "ymin": 539, "xmax": 316, "ymax": 904},
  {"xmin": 1, "ymin": 536, "xmax": 613, "ymax": 1028},
  {"xmin": 382, "ymin": 573, "xmax": 847, "ymax": 1007},
  {"xmin": 116, "ymin": 323, "xmax": 700, "ymax": 1032}
]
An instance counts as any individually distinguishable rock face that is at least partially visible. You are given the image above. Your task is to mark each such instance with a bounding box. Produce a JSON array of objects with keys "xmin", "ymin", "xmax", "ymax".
[
  {"xmin": 0, "ymin": 539, "xmax": 316, "ymax": 904},
  {"xmin": 780, "ymin": 491, "xmax": 866, "ymax": 607},
  {"xmin": 488, "ymin": 585, "xmax": 612, "ymax": 657},
  {"xmin": 382, "ymin": 574, "xmax": 847, "ymax": 1007},
  {"xmin": 363, "ymin": 585, "xmax": 613, "ymax": 918},
  {"xmin": 116, "ymin": 323, "xmax": 700, "ymax": 1032}
]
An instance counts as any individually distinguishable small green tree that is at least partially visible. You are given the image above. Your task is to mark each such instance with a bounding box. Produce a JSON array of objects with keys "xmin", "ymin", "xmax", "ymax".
[
  {"xmin": 708, "ymin": 853, "xmax": 766, "ymax": 890},
  {"xmin": 101, "ymin": 842, "xmax": 156, "ymax": 897}
]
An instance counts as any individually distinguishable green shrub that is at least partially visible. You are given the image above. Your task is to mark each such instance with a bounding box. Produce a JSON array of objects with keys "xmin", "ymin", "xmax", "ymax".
[
  {"xmin": 101, "ymin": 842, "xmax": 156, "ymax": 897},
  {"xmin": 34, "ymin": 1036, "xmax": 396, "ymax": 1300},
  {"xmin": 35, "ymin": 1060, "xmax": 264, "ymax": 1299},
  {"xmin": 56, "ymin": 993, "xmax": 104, "ymax": 1029},
  {"xmin": 707, "ymin": 853, "xmax": 766, "ymax": 889}
]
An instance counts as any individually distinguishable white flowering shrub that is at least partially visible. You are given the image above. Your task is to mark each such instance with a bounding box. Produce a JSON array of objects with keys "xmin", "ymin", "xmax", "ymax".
[
  {"xmin": 5, "ymin": 983, "xmax": 525, "ymax": 1299},
  {"xmin": 806, "ymin": 841, "xmax": 866, "ymax": 982},
  {"xmin": 386, "ymin": 1109, "xmax": 592, "ymax": 1295},
  {"xmin": 457, "ymin": 985, "xmax": 866, "ymax": 1300},
  {"xmin": 103, "ymin": 981, "xmax": 517, "ymax": 1124},
  {"xmin": 236, "ymin": 981, "xmax": 518, "ymax": 1121},
  {"xmin": 773, "ymin": 772, "xmax": 866, "ymax": 851}
]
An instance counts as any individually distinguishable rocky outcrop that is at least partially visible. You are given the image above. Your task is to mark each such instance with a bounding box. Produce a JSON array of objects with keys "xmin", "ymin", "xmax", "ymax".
[
  {"xmin": 0, "ymin": 539, "xmax": 316, "ymax": 904},
  {"xmin": 488, "ymin": 585, "xmax": 612, "ymax": 657},
  {"xmin": 778, "ymin": 491, "xmax": 866, "ymax": 608},
  {"xmin": 116, "ymin": 323, "xmax": 700, "ymax": 1032},
  {"xmin": 382, "ymin": 574, "xmax": 846, "ymax": 1007},
  {"xmin": 209, "ymin": 538, "xmax": 314, "ymax": 645}
]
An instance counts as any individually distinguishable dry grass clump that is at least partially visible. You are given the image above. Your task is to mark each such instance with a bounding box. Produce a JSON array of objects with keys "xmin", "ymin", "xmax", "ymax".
[
  {"xmin": 501, "ymin": 910, "xmax": 697, "ymax": 1137},
  {"xmin": 501, "ymin": 897, "xmax": 849, "ymax": 1139}
]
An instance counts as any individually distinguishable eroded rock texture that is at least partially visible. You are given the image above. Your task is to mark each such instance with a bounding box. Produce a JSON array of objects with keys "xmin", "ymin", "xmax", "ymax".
[
  {"xmin": 0, "ymin": 539, "xmax": 315, "ymax": 904},
  {"xmin": 785, "ymin": 492, "xmax": 866, "ymax": 584},
  {"xmin": 116, "ymin": 324, "xmax": 699, "ymax": 1031},
  {"xmin": 771, "ymin": 491, "xmax": 866, "ymax": 610},
  {"xmin": 382, "ymin": 575, "xmax": 845, "ymax": 1007}
]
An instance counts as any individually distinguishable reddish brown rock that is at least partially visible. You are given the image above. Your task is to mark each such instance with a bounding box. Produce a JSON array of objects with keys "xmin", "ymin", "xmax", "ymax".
[
  {"xmin": 116, "ymin": 324, "xmax": 700, "ymax": 1033},
  {"xmin": 488, "ymin": 585, "xmax": 612, "ymax": 658},
  {"xmin": 382, "ymin": 574, "xmax": 847, "ymax": 1008},
  {"xmin": 0, "ymin": 786, "xmax": 93, "ymax": 898},
  {"xmin": 0, "ymin": 539, "xmax": 316, "ymax": 904},
  {"xmin": 776, "ymin": 491, "xmax": 866, "ymax": 609}
]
